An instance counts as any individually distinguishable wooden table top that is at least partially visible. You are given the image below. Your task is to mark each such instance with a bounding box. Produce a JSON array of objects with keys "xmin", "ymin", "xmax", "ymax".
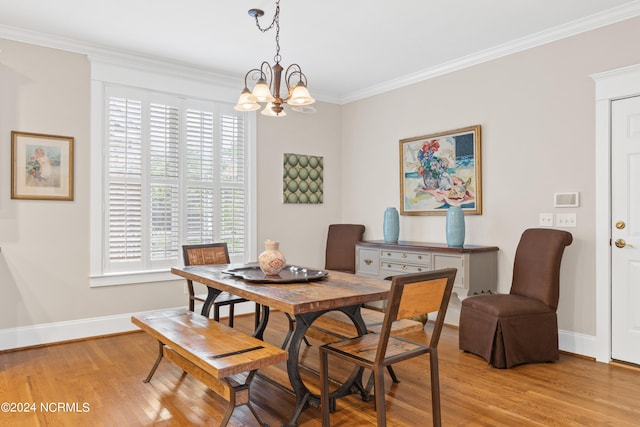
[{"xmin": 171, "ymin": 264, "xmax": 390, "ymax": 315}]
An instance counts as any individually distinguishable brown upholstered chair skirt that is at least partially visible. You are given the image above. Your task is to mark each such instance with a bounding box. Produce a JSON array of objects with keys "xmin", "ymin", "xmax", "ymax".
[{"xmin": 459, "ymin": 294, "xmax": 559, "ymax": 369}]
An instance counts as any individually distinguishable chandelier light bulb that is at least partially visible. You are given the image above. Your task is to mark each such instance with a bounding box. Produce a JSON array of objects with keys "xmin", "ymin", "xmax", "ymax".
[
  {"xmin": 251, "ymin": 79, "xmax": 275, "ymax": 103},
  {"xmin": 234, "ymin": 89, "xmax": 260, "ymax": 111},
  {"xmin": 289, "ymin": 83, "xmax": 315, "ymax": 106}
]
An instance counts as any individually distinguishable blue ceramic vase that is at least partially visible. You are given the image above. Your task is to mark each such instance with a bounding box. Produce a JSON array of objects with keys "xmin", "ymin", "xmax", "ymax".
[
  {"xmin": 383, "ymin": 207, "xmax": 400, "ymax": 243},
  {"xmin": 446, "ymin": 205, "xmax": 465, "ymax": 247}
]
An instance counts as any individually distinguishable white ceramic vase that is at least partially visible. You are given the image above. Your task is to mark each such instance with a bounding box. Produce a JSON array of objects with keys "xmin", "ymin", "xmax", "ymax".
[{"xmin": 258, "ymin": 240, "xmax": 286, "ymax": 275}]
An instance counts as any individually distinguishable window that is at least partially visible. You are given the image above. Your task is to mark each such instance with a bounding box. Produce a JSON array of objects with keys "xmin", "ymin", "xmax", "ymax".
[{"xmin": 89, "ymin": 58, "xmax": 255, "ymax": 286}]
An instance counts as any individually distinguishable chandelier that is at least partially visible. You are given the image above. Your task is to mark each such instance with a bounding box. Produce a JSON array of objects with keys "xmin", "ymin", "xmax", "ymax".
[{"xmin": 234, "ymin": 0, "xmax": 315, "ymax": 117}]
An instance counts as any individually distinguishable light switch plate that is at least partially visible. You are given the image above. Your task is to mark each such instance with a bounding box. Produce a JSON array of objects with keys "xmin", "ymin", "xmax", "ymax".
[
  {"xmin": 556, "ymin": 213, "xmax": 576, "ymax": 227},
  {"xmin": 539, "ymin": 213, "xmax": 554, "ymax": 227}
]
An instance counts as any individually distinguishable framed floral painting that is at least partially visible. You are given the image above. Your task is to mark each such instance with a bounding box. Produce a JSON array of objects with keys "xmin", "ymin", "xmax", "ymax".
[
  {"xmin": 11, "ymin": 131, "xmax": 74, "ymax": 201},
  {"xmin": 400, "ymin": 125, "xmax": 481, "ymax": 215}
]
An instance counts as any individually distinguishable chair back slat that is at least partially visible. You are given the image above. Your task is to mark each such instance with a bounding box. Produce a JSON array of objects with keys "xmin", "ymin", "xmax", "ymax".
[
  {"xmin": 183, "ymin": 243, "xmax": 230, "ymax": 267},
  {"xmin": 396, "ymin": 278, "xmax": 449, "ymax": 320}
]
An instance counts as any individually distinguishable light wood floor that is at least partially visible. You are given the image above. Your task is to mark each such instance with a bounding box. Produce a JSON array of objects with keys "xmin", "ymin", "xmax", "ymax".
[{"xmin": 1, "ymin": 311, "xmax": 639, "ymax": 427}]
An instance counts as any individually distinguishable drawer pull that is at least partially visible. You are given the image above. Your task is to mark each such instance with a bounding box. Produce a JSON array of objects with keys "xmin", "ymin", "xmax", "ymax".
[
  {"xmin": 364, "ymin": 259, "xmax": 373, "ymax": 265},
  {"xmin": 418, "ymin": 255, "xmax": 422, "ymax": 259},
  {"xmin": 417, "ymin": 268, "xmax": 422, "ymax": 271},
  {"xmin": 402, "ymin": 265, "xmax": 407, "ymax": 270},
  {"xmin": 402, "ymin": 253, "xmax": 407, "ymax": 258}
]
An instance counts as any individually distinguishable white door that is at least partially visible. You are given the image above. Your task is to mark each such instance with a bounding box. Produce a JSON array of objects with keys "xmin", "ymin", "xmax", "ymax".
[{"xmin": 611, "ymin": 95, "xmax": 640, "ymax": 365}]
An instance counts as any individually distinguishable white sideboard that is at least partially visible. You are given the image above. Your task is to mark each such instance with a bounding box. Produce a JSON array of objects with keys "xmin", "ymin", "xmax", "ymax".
[{"xmin": 356, "ymin": 240, "xmax": 499, "ymax": 302}]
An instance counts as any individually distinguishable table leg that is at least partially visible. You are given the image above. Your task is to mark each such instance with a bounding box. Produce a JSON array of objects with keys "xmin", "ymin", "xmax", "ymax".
[
  {"xmin": 253, "ymin": 305, "xmax": 270, "ymax": 340},
  {"xmin": 284, "ymin": 305, "xmax": 368, "ymax": 427},
  {"xmin": 203, "ymin": 288, "xmax": 270, "ymax": 341},
  {"xmin": 201, "ymin": 287, "xmax": 222, "ymax": 317}
]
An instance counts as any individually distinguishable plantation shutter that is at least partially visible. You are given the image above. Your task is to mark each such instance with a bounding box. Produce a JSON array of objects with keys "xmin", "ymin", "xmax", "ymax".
[
  {"xmin": 107, "ymin": 96, "xmax": 143, "ymax": 267},
  {"xmin": 185, "ymin": 108, "xmax": 216, "ymax": 244},
  {"xmin": 219, "ymin": 114, "xmax": 246, "ymax": 256},
  {"xmin": 149, "ymin": 102, "xmax": 180, "ymax": 261},
  {"xmin": 102, "ymin": 86, "xmax": 249, "ymax": 275}
]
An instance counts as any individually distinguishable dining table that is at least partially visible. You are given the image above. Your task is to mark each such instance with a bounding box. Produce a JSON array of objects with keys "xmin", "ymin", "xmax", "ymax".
[{"xmin": 170, "ymin": 263, "xmax": 391, "ymax": 426}]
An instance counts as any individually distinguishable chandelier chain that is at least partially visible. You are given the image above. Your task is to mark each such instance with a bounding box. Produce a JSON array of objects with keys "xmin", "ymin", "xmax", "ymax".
[
  {"xmin": 253, "ymin": 0, "xmax": 281, "ymax": 64},
  {"xmin": 274, "ymin": 9, "xmax": 281, "ymax": 64},
  {"xmin": 253, "ymin": 0, "xmax": 280, "ymax": 33}
]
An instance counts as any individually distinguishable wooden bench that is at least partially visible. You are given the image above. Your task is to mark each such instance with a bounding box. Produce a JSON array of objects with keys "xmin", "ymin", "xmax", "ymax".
[{"xmin": 131, "ymin": 309, "xmax": 287, "ymax": 427}]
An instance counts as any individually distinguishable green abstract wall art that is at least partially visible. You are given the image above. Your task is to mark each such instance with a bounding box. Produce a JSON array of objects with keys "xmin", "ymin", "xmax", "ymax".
[{"xmin": 283, "ymin": 153, "xmax": 323, "ymax": 204}]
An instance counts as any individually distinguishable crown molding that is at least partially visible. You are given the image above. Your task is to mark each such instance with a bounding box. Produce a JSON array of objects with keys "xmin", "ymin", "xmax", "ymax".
[
  {"xmin": 340, "ymin": 1, "xmax": 640, "ymax": 104},
  {"xmin": 0, "ymin": 23, "xmax": 240, "ymax": 89}
]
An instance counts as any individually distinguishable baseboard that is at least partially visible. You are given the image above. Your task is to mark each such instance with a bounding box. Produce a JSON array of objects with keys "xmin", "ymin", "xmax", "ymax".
[
  {"xmin": 559, "ymin": 329, "xmax": 597, "ymax": 359},
  {"xmin": 0, "ymin": 312, "xmax": 145, "ymax": 351},
  {"xmin": 0, "ymin": 301, "xmax": 260, "ymax": 351}
]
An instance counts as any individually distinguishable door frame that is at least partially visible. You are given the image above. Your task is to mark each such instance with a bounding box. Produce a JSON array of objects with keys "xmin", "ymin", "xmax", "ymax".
[{"xmin": 593, "ymin": 64, "xmax": 640, "ymax": 363}]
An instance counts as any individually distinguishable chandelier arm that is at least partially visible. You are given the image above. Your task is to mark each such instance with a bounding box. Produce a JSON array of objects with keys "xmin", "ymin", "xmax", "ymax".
[
  {"xmin": 243, "ymin": 64, "xmax": 271, "ymax": 88},
  {"xmin": 259, "ymin": 61, "xmax": 273, "ymax": 86},
  {"xmin": 284, "ymin": 64, "xmax": 307, "ymax": 92},
  {"xmin": 243, "ymin": 69, "xmax": 259, "ymax": 88}
]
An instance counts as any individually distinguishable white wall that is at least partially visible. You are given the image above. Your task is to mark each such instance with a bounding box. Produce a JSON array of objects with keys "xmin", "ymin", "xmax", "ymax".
[
  {"xmin": 256, "ymin": 104, "xmax": 343, "ymax": 268},
  {"xmin": 340, "ymin": 16, "xmax": 640, "ymax": 337},
  {"xmin": 0, "ymin": 40, "xmax": 187, "ymax": 333}
]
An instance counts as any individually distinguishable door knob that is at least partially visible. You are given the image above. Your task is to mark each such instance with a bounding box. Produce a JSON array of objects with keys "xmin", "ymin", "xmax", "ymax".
[{"xmin": 615, "ymin": 239, "xmax": 634, "ymax": 248}]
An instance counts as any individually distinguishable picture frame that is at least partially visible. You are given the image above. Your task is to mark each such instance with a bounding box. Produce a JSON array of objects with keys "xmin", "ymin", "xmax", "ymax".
[
  {"xmin": 11, "ymin": 131, "xmax": 74, "ymax": 201},
  {"xmin": 400, "ymin": 125, "xmax": 481, "ymax": 215}
]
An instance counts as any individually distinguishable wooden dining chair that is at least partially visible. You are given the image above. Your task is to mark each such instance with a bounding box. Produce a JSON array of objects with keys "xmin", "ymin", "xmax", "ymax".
[
  {"xmin": 319, "ymin": 268, "xmax": 457, "ymax": 427},
  {"xmin": 182, "ymin": 243, "xmax": 259, "ymax": 329}
]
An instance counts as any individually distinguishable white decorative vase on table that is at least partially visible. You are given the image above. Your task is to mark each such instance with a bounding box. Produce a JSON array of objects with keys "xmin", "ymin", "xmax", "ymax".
[{"xmin": 258, "ymin": 240, "xmax": 287, "ymax": 275}]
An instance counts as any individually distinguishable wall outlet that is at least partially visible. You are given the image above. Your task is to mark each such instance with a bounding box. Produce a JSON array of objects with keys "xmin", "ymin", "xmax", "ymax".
[
  {"xmin": 539, "ymin": 213, "xmax": 554, "ymax": 227},
  {"xmin": 556, "ymin": 213, "xmax": 577, "ymax": 228}
]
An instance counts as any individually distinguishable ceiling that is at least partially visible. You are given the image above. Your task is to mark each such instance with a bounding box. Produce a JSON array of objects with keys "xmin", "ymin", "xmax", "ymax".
[{"xmin": 1, "ymin": 0, "xmax": 639, "ymax": 103}]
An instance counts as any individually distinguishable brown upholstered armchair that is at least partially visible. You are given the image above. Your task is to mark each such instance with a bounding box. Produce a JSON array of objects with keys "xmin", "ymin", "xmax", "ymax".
[
  {"xmin": 458, "ymin": 228, "xmax": 573, "ymax": 368},
  {"xmin": 324, "ymin": 224, "xmax": 365, "ymax": 272}
]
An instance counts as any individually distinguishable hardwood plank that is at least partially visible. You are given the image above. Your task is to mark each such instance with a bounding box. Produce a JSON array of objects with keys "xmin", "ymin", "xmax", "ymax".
[{"xmin": 1, "ymin": 312, "xmax": 639, "ymax": 426}]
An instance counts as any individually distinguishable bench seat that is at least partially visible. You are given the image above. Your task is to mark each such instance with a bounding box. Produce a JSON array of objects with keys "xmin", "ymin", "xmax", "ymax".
[{"xmin": 132, "ymin": 309, "xmax": 287, "ymax": 427}]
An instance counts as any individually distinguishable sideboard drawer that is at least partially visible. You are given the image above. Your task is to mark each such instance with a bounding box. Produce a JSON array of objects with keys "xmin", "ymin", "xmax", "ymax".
[
  {"xmin": 380, "ymin": 250, "xmax": 431, "ymax": 267},
  {"xmin": 380, "ymin": 261, "xmax": 431, "ymax": 275},
  {"xmin": 357, "ymin": 248, "xmax": 380, "ymax": 276}
]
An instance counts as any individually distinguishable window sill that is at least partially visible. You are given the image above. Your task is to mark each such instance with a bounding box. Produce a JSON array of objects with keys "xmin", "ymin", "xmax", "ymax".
[{"xmin": 89, "ymin": 270, "xmax": 181, "ymax": 287}]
